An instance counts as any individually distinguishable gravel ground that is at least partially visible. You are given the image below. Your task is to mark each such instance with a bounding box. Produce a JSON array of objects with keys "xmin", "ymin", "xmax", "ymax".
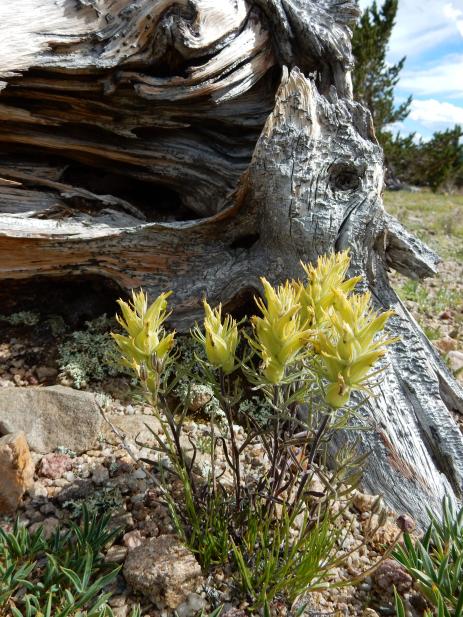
[{"xmin": 1, "ymin": 396, "xmax": 412, "ymax": 617}]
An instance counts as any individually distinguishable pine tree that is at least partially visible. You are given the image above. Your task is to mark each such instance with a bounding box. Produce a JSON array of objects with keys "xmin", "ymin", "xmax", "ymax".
[
  {"xmin": 352, "ymin": 0, "xmax": 411, "ymax": 139},
  {"xmin": 418, "ymin": 126, "xmax": 463, "ymax": 192}
]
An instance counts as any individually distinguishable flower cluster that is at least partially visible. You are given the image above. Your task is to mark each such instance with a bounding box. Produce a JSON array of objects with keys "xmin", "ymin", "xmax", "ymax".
[
  {"xmin": 112, "ymin": 289, "xmax": 175, "ymax": 393},
  {"xmin": 313, "ymin": 289, "xmax": 396, "ymax": 408},
  {"xmin": 295, "ymin": 251, "xmax": 361, "ymax": 328},
  {"xmin": 195, "ymin": 251, "xmax": 395, "ymax": 406},
  {"xmin": 192, "ymin": 300, "xmax": 239, "ymax": 375},
  {"xmin": 290, "ymin": 251, "xmax": 396, "ymax": 407},
  {"xmin": 113, "ymin": 252, "xmax": 396, "ymax": 409},
  {"xmin": 249, "ymin": 279, "xmax": 312, "ymax": 384}
]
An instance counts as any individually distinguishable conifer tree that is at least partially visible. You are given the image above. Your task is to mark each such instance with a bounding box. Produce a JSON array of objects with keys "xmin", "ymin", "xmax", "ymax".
[
  {"xmin": 417, "ymin": 126, "xmax": 463, "ymax": 192},
  {"xmin": 352, "ymin": 0, "xmax": 411, "ymax": 139}
]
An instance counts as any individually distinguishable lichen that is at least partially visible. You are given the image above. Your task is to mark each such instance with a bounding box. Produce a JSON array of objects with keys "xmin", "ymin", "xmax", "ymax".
[
  {"xmin": 0, "ymin": 310, "xmax": 40, "ymax": 326},
  {"xmin": 238, "ymin": 395, "xmax": 273, "ymax": 427},
  {"xmin": 58, "ymin": 314, "xmax": 126, "ymax": 388},
  {"xmin": 63, "ymin": 486, "xmax": 124, "ymax": 519}
]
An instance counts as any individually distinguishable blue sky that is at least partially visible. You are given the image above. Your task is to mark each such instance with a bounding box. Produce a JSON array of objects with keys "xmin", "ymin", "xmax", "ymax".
[{"xmin": 358, "ymin": 0, "xmax": 463, "ymax": 140}]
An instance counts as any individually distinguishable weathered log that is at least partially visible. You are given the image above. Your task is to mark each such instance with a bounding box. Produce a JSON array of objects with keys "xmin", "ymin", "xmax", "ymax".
[{"xmin": 0, "ymin": 0, "xmax": 462, "ymax": 527}]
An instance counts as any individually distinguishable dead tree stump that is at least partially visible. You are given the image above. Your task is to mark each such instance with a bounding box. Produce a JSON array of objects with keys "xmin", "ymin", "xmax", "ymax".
[{"xmin": 0, "ymin": 0, "xmax": 462, "ymax": 526}]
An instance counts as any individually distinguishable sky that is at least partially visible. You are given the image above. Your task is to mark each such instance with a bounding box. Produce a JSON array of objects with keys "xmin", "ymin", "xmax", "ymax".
[{"xmin": 358, "ymin": 0, "xmax": 463, "ymax": 140}]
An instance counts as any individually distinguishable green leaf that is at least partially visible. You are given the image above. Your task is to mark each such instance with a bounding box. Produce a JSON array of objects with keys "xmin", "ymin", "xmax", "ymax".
[
  {"xmin": 60, "ymin": 565, "xmax": 84, "ymax": 593},
  {"xmin": 294, "ymin": 603, "xmax": 309, "ymax": 617},
  {"xmin": 263, "ymin": 598, "xmax": 271, "ymax": 617},
  {"xmin": 393, "ymin": 587, "xmax": 406, "ymax": 617}
]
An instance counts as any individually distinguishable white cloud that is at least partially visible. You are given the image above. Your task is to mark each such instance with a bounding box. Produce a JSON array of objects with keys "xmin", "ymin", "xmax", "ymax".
[
  {"xmin": 358, "ymin": 0, "xmax": 463, "ymax": 61},
  {"xmin": 356, "ymin": 0, "xmax": 463, "ymax": 138},
  {"xmin": 399, "ymin": 54, "xmax": 463, "ymax": 98},
  {"xmin": 409, "ymin": 99, "xmax": 463, "ymax": 128},
  {"xmin": 412, "ymin": 132, "xmax": 426, "ymax": 143},
  {"xmin": 443, "ymin": 2, "xmax": 463, "ymax": 36}
]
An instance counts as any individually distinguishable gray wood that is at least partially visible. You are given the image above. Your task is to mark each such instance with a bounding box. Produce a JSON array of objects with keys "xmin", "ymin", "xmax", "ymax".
[{"xmin": 0, "ymin": 0, "xmax": 462, "ymax": 527}]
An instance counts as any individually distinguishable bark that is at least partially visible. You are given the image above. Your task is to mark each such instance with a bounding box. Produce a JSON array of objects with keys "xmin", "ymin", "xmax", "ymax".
[{"xmin": 0, "ymin": 0, "xmax": 462, "ymax": 527}]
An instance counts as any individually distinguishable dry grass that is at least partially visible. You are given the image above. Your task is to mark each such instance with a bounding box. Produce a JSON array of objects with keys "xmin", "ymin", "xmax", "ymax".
[{"xmin": 384, "ymin": 189, "xmax": 463, "ymax": 368}]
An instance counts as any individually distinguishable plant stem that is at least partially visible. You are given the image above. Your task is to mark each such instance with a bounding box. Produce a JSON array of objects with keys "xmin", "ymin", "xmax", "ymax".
[
  {"xmin": 290, "ymin": 412, "xmax": 331, "ymax": 513},
  {"xmin": 220, "ymin": 370, "xmax": 241, "ymax": 512}
]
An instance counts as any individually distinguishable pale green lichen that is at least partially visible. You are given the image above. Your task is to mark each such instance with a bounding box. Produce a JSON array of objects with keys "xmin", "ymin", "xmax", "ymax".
[
  {"xmin": 63, "ymin": 486, "xmax": 124, "ymax": 519},
  {"xmin": 0, "ymin": 310, "xmax": 40, "ymax": 326},
  {"xmin": 238, "ymin": 396, "xmax": 274, "ymax": 427},
  {"xmin": 58, "ymin": 314, "xmax": 125, "ymax": 389}
]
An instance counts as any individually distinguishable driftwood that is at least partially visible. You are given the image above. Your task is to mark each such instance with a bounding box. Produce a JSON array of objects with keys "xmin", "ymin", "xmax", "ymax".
[{"xmin": 0, "ymin": 0, "xmax": 462, "ymax": 527}]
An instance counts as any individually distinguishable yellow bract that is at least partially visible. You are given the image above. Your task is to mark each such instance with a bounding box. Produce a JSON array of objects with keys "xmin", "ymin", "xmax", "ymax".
[
  {"xmin": 111, "ymin": 289, "xmax": 175, "ymax": 391},
  {"xmin": 313, "ymin": 288, "xmax": 396, "ymax": 408},
  {"xmin": 295, "ymin": 251, "xmax": 362, "ymax": 327},
  {"xmin": 193, "ymin": 300, "xmax": 239, "ymax": 374},
  {"xmin": 250, "ymin": 278, "xmax": 312, "ymax": 384}
]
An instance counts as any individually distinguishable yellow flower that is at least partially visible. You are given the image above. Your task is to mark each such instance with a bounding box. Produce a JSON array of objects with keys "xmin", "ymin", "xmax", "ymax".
[
  {"xmin": 193, "ymin": 300, "xmax": 239, "ymax": 374},
  {"xmin": 313, "ymin": 288, "xmax": 396, "ymax": 408},
  {"xmin": 250, "ymin": 278, "xmax": 312, "ymax": 384},
  {"xmin": 296, "ymin": 251, "xmax": 362, "ymax": 327},
  {"xmin": 112, "ymin": 289, "xmax": 175, "ymax": 389}
]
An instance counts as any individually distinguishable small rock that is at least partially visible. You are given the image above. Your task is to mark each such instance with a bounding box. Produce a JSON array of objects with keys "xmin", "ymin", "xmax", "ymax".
[
  {"xmin": 362, "ymin": 610, "xmax": 380, "ymax": 617},
  {"xmin": 377, "ymin": 605, "xmax": 396, "ymax": 616},
  {"xmin": 369, "ymin": 521, "xmax": 401, "ymax": 549},
  {"xmin": 125, "ymin": 404, "xmax": 135, "ymax": 416},
  {"xmin": 40, "ymin": 502, "xmax": 58, "ymax": 516},
  {"xmin": 28, "ymin": 481, "xmax": 48, "ymax": 501},
  {"xmin": 359, "ymin": 577, "xmax": 373, "ymax": 592},
  {"xmin": 26, "ymin": 507, "xmax": 45, "ymax": 523},
  {"xmin": 438, "ymin": 310, "xmax": 452, "ymax": 320},
  {"xmin": 123, "ymin": 529, "xmax": 143, "ymax": 550},
  {"xmin": 92, "ymin": 463, "xmax": 110, "ymax": 485},
  {"xmin": 0, "ymin": 432, "xmax": 34, "ymax": 514},
  {"xmin": 64, "ymin": 471, "xmax": 75, "ymax": 482},
  {"xmin": 108, "ymin": 594, "xmax": 129, "ymax": 608},
  {"xmin": 188, "ymin": 384, "xmax": 213, "ymax": 413},
  {"xmin": 105, "ymin": 544, "xmax": 128, "ymax": 564},
  {"xmin": 123, "ymin": 535, "xmax": 203, "ymax": 609},
  {"xmin": 222, "ymin": 609, "xmax": 247, "ymax": 617},
  {"xmin": 448, "ymin": 351, "xmax": 463, "ymax": 373},
  {"xmin": 373, "ymin": 559, "xmax": 413, "ymax": 593},
  {"xmin": 56, "ymin": 478, "xmax": 93, "ymax": 504},
  {"xmin": 36, "ymin": 366, "xmax": 58, "ymax": 381},
  {"xmin": 396, "ymin": 514, "xmax": 415, "ymax": 533},
  {"xmin": 176, "ymin": 593, "xmax": 206, "ymax": 617},
  {"xmin": 186, "ymin": 592, "xmax": 206, "ymax": 613},
  {"xmin": 0, "ymin": 385, "xmax": 103, "ymax": 454},
  {"xmin": 29, "ymin": 517, "xmax": 60, "ymax": 539},
  {"xmin": 353, "ymin": 491, "xmax": 381, "ymax": 513},
  {"xmin": 38, "ymin": 453, "xmax": 73, "ymax": 479},
  {"xmin": 54, "ymin": 478, "xmax": 70, "ymax": 488},
  {"xmin": 434, "ymin": 336, "xmax": 457, "ymax": 354},
  {"xmin": 110, "ymin": 511, "xmax": 134, "ymax": 532}
]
